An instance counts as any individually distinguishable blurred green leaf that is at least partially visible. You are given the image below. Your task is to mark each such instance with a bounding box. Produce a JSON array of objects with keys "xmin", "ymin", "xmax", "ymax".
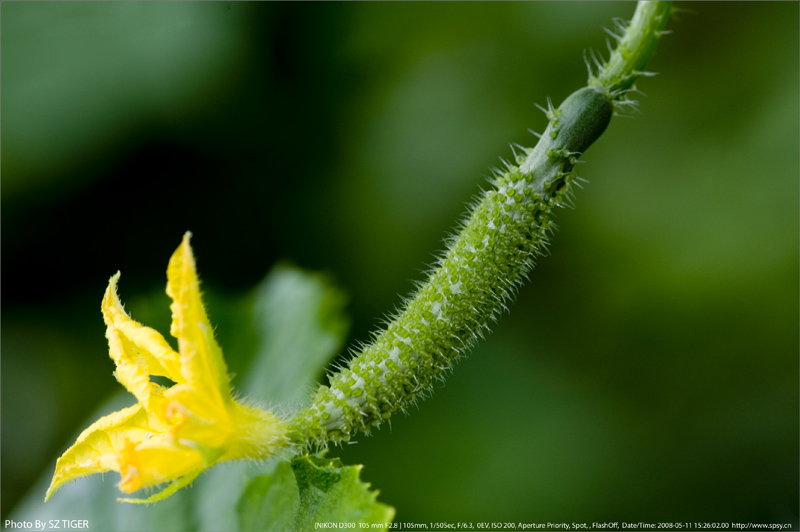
[
  {"xmin": 241, "ymin": 263, "xmax": 350, "ymax": 406},
  {"xmin": 238, "ymin": 455, "xmax": 395, "ymax": 532},
  {"xmin": 237, "ymin": 461, "xmax": 298, "ymax": 532}
]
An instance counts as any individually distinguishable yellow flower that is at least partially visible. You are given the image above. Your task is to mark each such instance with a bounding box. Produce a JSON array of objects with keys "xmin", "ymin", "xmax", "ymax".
[{"xmin": 45, "ymin": 233, "xmax": 288, "ymax": 504}]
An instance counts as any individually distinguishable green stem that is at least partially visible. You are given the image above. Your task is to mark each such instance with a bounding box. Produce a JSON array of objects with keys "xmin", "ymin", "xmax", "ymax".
[
  {"xmin": 288, "ymin": 1, "xmax": 672, "ymax": 448},
  {"xmin": 590, "ymin": 1, "xmax": 674, "ymax": 96}
]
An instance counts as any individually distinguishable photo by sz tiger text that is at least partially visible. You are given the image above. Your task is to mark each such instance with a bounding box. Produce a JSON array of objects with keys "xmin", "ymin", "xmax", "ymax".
[{"xmin": 4, "ymin": 520, "xmax": 89, "ymax": 530}]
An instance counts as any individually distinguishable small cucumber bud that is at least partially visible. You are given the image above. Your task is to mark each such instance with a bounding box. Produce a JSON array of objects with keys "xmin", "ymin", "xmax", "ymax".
[{"xmin": 555, "ymin": 86, "xmax": 614, "ymax": 155}]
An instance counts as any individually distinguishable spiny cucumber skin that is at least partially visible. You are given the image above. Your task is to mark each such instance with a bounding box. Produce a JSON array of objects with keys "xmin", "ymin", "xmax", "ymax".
[{"xmin": 289, "ymin": 87, "xmax": 614, "ymax": 447}]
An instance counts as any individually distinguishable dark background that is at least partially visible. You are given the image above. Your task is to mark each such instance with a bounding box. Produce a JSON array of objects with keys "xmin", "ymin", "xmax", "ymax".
[{"xmin": 3, "ymin": 2, "xmax": 798, "ymax": 528}]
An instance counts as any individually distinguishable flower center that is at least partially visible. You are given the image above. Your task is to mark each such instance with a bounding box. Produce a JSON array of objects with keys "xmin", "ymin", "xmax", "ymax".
[{"xmin": 117, "ymin": 439, "xmax": 142, "ymax": 493}]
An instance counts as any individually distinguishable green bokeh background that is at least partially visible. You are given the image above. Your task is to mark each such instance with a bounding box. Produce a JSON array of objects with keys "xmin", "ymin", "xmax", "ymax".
[{"xmin": 2, "ymin": 1, "xmax": 798, "ymax": 529}]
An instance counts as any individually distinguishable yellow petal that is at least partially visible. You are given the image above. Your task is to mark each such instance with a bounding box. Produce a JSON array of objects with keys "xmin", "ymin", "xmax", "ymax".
[
  {"xmin": 163, "ymin": 384, "xmax": 231, "ymax": 449},
  {"xmin": 116, "ymin": 434, "xmax": 206, "ymax": 493},
  {"xmin": 46, "ymin": 404, "xmax": 158, "ymax": 501},
  {"xmin": 103, "ymin": 273, "xmax": 185, "ymax": 411},
  {"xmin": 166, "ymin": 232, "xmax": 230, "ymax": 404}
]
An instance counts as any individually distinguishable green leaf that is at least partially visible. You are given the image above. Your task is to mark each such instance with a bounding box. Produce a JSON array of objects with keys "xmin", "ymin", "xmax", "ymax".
[
  {"xmin": 291, "ymin": 455, "xmax": 395, "ymax": 530},
  {"xmin": 241, "ymin": 263, "xmax": 351, "ymax": 406},
  {"xmin": 238, "ymin": 455, "xmax": 395, "ymax": 532},
  {"xmin": 237, "ymin": 461, "xmax": 299, "ymax": 532}
]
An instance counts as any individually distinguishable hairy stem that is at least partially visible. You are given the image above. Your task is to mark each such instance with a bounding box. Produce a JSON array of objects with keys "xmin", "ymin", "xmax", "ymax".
[
  {"xmin": 288, "ymin": 1, "xmax": 673, "ymax": 448},
  {"xmin": 590, "ymin": 1, "xmax": 673, "ymax": 96}
]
